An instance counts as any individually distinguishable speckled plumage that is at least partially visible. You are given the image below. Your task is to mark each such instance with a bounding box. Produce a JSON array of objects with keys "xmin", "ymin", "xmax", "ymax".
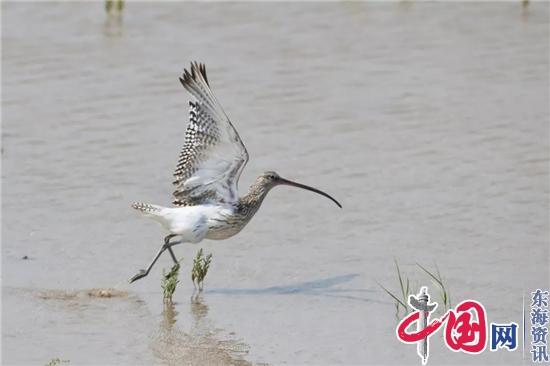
[
  {"xmin": 171, "ymin": 62, "xmax": 249, "ymax": 207},
  {"xmin": 129, "ymin": 63, "xmax": 341, "ymax": 283},
  {"xmin": 132, "ymin": 62, "xmax": 265, "ymax": 241}
]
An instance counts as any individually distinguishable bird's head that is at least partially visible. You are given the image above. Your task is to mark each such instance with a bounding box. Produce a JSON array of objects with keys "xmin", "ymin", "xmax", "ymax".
[
  {"xmin": 256, "ymin": 171, "xmax": 342, "ymax": 208},
  {"xmin": 258, "ymin": 171, "xmax": 281, "ymax": 186}
]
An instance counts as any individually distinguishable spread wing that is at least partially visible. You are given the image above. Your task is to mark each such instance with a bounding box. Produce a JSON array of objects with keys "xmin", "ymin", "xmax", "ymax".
[{"xmin": 172, "ymin": 62, "xmax": 249, "ymax": 206}]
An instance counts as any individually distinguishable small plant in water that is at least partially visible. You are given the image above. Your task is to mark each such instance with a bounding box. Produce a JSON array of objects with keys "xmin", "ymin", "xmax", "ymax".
[
  {"xmin": 45, "ymin": 358, "xmax": 69, "ymax": 366},
  {"xmin": 378, "ymin": 259, "xmax": 451, "ymax": 320},
  {"xmin": 416, "ymin": 262, "xmax": 451, "ymax": 312},
  {"xmin": 378, "ymin": 259, "xmax": 411, "ymax": 319},
  {"xmin": 105, "ymin": 0, "xmax": 124, "ymax": 13},
  {"xmin": 191, "ymin": 248, "xmax": 212, "ymax": 291},
  {"xmin": 162, "ymin": 260, "xmax": 181, "ymax": 304}
]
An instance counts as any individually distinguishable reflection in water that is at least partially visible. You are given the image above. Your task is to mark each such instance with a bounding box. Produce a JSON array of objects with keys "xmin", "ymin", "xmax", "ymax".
[
  {"xmin": 190, "ymin": 291, "xmax": 209, "ymax": 321},
  {"xmin": 103, "ymin": 12, "xmax": 123, "ymax": 37},
  {"xmin": 161, "ymin": 300, "xmax": 178, "ymax": 332},
  {"xmin": 152, "ymin": 291, "xmax": 251, "ymax": 366}
]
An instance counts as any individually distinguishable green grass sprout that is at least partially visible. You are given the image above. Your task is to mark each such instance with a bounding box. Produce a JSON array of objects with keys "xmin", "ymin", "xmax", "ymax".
[
  {"xmin": 191, "ymin": 248, "xmax": 213, "ymax": 291},
  {"xmin": 105, "ymin": 0, "xmax": 124, "ymax": 14},
  {"xmin": 377, "ymin": 259, "xmax": 411, "ymax": 319},
  {"xmin": 379, "ymin": 260, "xmax": 452, "ymax": 320},
  {"xmin": 45, "ymin": 359, "xmax": 69, "ymax": 366},
  {"xmin": 416, "ymin": 262, "xmax": 452, "ymax": 312},
  {"xmin": 162, "ymin": 260, "xmax": 182, "ymax": 304}
]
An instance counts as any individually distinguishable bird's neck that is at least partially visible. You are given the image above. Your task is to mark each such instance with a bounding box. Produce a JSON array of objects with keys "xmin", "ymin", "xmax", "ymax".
[{"xmin": 237, "ymin": 181, "xmax": 271, "ymax": 217}]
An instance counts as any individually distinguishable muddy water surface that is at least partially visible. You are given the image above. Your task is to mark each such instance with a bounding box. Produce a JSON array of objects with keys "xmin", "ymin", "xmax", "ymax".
[{"xmin": 2, "ymin": 2, "xmax": 549, "ymax": 365}]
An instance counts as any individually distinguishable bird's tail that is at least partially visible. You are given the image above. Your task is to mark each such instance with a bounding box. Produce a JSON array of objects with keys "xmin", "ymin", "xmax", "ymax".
[
  {"xmin": 131, "ymin": 202, "xmax": 172, "ymax": 230},
  {"xmin": 131, "ymin": 202, "xmax": 164, "ymax": 215}
]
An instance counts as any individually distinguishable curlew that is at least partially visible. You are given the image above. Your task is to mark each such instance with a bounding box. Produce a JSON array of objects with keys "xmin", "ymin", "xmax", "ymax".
[{"xmin": 130, "ymin": 62, "xmax": 341, "ymax": 283}]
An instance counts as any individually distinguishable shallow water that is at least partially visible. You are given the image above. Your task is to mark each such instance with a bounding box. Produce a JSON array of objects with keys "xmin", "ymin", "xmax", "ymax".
[{"xmin": 2, "ymin": 2, "xmax": 549, "ymax": 365}]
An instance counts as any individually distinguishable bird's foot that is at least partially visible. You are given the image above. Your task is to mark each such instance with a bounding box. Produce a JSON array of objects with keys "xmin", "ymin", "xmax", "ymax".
[{"xmin": 129, "ymin": 269, "xmax": 148, "ymax": 283}]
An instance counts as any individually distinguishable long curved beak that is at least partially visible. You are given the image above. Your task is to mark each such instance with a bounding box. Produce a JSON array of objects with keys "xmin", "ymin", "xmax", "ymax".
[{"xmin": 278, "ymin": 177, "xmax": 342, "ymax": 208}]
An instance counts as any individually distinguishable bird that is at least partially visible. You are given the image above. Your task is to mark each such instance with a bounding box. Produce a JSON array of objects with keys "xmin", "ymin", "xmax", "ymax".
[{"xmin": 129, "ymin": 62, "xmax": 342, "ymax": 283}]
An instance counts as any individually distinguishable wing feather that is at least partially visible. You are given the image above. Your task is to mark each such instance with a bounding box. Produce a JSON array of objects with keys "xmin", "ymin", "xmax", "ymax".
[{"xmin": 172, "ymin": 62, "xmax": 249, "ymax": 206}]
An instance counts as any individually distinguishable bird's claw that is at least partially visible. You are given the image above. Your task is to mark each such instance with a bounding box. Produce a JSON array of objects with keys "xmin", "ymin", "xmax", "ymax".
[{"xmin": 129, "ymin": 269, "xmax": 147, "ymax": 283}]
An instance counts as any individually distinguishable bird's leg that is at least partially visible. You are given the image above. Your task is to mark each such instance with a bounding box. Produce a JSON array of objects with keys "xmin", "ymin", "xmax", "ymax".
[
  {"xmin": 166, "ymin": 247, "xmax": 178, "ymax": 265},
  {"xmin": 129, "ymin": 235, "xmax": 180, "ymax": 283},
  {"xmin": 129, "ymin": 245, "xmax": 166, "ymax": 283},
  {"xmin": 163, "ymin": 234, "xmax": 179, "ymax": 265}
]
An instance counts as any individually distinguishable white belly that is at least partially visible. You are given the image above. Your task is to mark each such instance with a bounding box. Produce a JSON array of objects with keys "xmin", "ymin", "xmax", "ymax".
[{"xmin": 153, "ymin": 204, "xmax": 235, "ymax": 243}]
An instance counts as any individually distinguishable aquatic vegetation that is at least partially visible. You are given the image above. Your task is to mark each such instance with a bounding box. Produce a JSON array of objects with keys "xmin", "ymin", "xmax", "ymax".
[
  {"xmin": 162, "ymin": 261, "xmax": 181, "ymax": 304},
  {"xmin": 378, "ymin": 259, "xmax": 410, "ymax": 319},
  {"xmin": 416, "ymin": 262, "xmax": 452, "ymax": 312},
  {"xmin": 105, "ymin": 0, "xmax": 124, "ymax": 13},
  {"xmin": 45, "ymin": 358, "xmax": 69, "ymax": 366},
  {"xmin": 191, "ymin": 248, "xmax": 213, "ymax": 291},
  {"xmin": 378, "ymin": 259, "xmax": 451, "ymax": 320}
]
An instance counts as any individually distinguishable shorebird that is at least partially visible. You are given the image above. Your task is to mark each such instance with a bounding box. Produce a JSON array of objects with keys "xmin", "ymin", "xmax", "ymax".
[{"xmin": 129, "ymin": 62, "xmax": 342, "ymax": 283}]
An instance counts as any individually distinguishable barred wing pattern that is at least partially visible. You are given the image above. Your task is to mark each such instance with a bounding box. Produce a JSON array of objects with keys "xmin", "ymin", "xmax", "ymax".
[{"xmin": 172, "ymin": 62, "xmax": 249, "ymax": 206}]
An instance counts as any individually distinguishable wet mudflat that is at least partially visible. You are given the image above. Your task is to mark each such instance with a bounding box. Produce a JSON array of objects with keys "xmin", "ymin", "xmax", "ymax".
[{"xmin": 2, "ymin": 2, "xmax": 548, "ymax": 365}]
